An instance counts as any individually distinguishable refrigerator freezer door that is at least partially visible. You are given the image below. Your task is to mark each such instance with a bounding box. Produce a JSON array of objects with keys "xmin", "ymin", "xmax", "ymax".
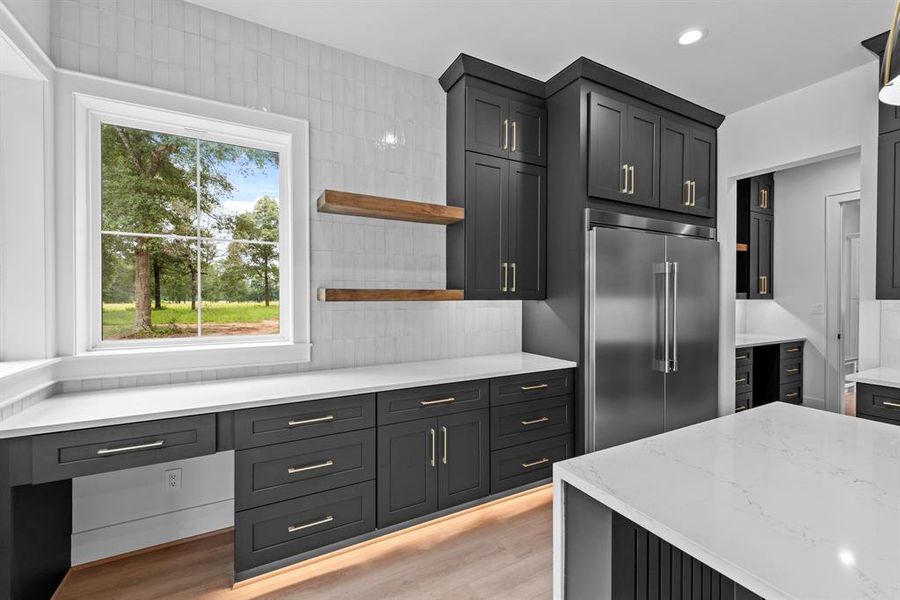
[
  {"xmin": 586, "ymin": 226, "xmax": 666, "ymax": 452},
  {"xmin": 664, "ymin": 235, "xmax": 720, "ymax": 431}
]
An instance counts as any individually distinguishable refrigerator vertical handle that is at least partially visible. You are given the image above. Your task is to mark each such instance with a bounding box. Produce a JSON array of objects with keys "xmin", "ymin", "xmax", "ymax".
[
  {"xmin": 653, "ymin": 262, "xmax": 671, "ymax": 373},
  {"xmin": 670, "ymin": 262, "xmax": 679, "ymax": 372}
]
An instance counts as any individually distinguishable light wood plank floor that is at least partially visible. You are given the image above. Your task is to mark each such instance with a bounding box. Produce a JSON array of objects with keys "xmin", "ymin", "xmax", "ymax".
[{"xmin": 55, "ymin": 486, "xmax": 553, "ymax": 600}]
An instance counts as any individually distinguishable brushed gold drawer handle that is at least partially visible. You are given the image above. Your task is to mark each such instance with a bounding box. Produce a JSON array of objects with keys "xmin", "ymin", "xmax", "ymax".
[
  {"xmin": 882, "ymin": 401, "xmax": 900, "ymax": 409},
  {"xmin": 735, "ymin": 378, "xmax": 747, "ymax": 384},
  {"xmin": 522, "ymin": 458, "xmax": 549, "ymax": 469},
  {"xmin": 521, "ymin": 416, "xmax": 550, "ymax": 426},
  {"xmin": 288, "ymin": 415, "xmax": 334, "ymax": 427},
  {"xmin": 288, "ymin": 515, "xmax": 333, "ymax": 533},
  {"xmin": 97, "ymin": 440, "xmax": 165, "ymax": 455},
  {"xmin": 785, "ymin": 392, "xmax": 799, "ymax": 399},
  {"xmin": 786, "ymin": 347, "xmax": 800, "ymax": 353},
  {"xmin": 420, "ymin": 397, "xmax": 456, "ymax": 406},
  {"xmin": 736, "ymin": 354, "xmax": 750, "ymax": 361},
  {"xmin": 785, "ymin": 368, "xmax": 800, "ymax": 374},
  {"xmin": 735, "ymin": 406, "xmax": 749, "ymax": 412},
  {"xmin": 520, "ymin": 383, "xmax": 549, "ymax": 391},
  {"xmin": 288, "ymin": 459, "xmax": 334, "ymax": 474}
]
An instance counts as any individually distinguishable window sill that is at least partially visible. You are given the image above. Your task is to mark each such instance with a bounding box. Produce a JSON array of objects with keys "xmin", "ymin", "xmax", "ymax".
[{"xmin": 58, "ymin": 341, "xmax": 311, "ymax": 381}]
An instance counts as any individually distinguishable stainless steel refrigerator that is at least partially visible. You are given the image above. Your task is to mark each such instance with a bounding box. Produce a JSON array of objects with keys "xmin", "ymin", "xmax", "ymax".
[{"xmin": 584, "ymin": 211, "xmax": 719, "ymax": 452}]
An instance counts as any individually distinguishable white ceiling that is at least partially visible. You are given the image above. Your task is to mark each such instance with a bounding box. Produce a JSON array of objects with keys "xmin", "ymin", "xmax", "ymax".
[{"xmin": 188, "ymin": 0, "xmax": 893, "ymax": 114}]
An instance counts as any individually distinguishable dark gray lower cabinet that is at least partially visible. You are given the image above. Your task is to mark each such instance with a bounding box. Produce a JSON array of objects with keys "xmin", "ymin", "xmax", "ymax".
[
  {"xmin": 877, "ymin": 128, "xmax": 900, "ymax": 299},
  {"xmin": 235, "ymin": 481, "xmax": 376, "ymax": 573},
  {"xmin": 378, "ymin": 410, "xmax": 490, "ymax": 527},
  {"xmin": 490, "ymin": 433, "xmax": 573, "ymax": 493},
  {"xmin": 856, "ymin": 383, "xmax": 900, "ymax": 423},
  {"xmin": 377, "ymin": 417, "xmax": 439, "ymax": 527}
]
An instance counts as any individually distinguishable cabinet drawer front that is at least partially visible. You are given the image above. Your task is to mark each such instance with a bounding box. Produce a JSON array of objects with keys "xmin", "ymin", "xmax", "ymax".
[
  {"xmin": 856, "ymin": 384, "xmax": 900, "ymax": 421},
  {"xmin": 780, "ymin": 342, "xmax": 804, "ymax": 360},
  {"xmin": 490, "ymin": 395, "xmax": 573, "ymax": 450},
  {"xmin": 235, "ymin": 429, "xmax": 375, "ymax": 511},
  {"xmin": 32, "ymin": 415, "xmax": 215, "ymax": 483},
  {"xmin": 734, "ymin": 365, "xmax": 753, "ymax": 395},
  {"xmin": 235, "ymin": 481, "xmax": 376, "ymax": 573},
  {"xmin": 734, "ymin": 348, "xmax": 753, "ymax": 367},
  {"xmin": 780, "ymin": 358, "xmax": 803, "ymax": 384},
  {"xmin": 377, "ymin": 380, "xmax": 488, "ymax": 425},
  {"xmin": 735, "ymin": 391, "xmax": 752, "ymax": 413},
  {"xmin": 779, "ymin": 383, "xmax": 803, "ymax": 405},
  {"xmin": 490, "ymin": 369, "xmax": 574, "ymax": 407},
  {"xmin": 490, "ymin": 434, "xmax": 573, "ymax": 494},
  {"xmin": 235, "ymin": 394, "xmax": 375, "ymax": 449}
]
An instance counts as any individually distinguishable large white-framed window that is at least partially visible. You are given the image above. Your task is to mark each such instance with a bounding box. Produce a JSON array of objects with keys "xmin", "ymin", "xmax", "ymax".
[{"xmin": 64, "ymin": 73, "xmax": 310, "ymax": 372}]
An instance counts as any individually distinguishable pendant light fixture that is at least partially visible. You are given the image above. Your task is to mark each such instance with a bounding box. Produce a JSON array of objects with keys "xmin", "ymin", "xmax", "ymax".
[{"xmin": 880, "ymin": 0, "xmax": 900, "ymax": 105}]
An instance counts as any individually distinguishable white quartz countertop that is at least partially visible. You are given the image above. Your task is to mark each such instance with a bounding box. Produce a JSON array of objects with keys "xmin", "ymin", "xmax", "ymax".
[
  {"xmin": 735, "ymin": 333, "xmax": 805, "ymax": 348},
  {"xmin": 0, "ymin": 353, "xmax": 576, "ymax": 439},
  {"xmin": 555, "ymin": 403, "xmax": 900, "ymax": 600},
  {"xmin": 847, "ymin": 367, "xmax": 900, "ymax": 389}
]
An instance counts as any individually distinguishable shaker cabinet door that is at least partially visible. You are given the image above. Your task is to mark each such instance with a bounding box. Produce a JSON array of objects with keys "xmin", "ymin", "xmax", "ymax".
[
  {"xmin": 465, "ymin": 153, "xmax": 509, "ymax": 299},
  {"xmin": 508, "ymin": 100, "xmax": 547, "ymax": 167},
  {"xmin": 659, "ymin": 118, "xmax": 691, "ymax": 213},
  {"xmin": 377, "ymin": 418, "xmax": 438, "ymax": 528},
  {"xmin": 877, "ymin": 129, "xmax": 900, "ymax": 299},
  {"xmin": 587, "ymin": 91, "xmax": 629, "ymax": 202},
  {"xmin": 688, "ymin": 127, "xmax": 716, "ymax": 218},
  {"xmin": 624, "ymin": 106, "xmax": 660, "ymax": 207},
  {"xmin": 466, "ymin": 87, "xmax": 509, "ymax": 159},
  {"xmin": 437, "ymin": 410, "xmax": 489, "ymax": 510},
  {"xmin": 508, "ymin": 162, "xmax": 546, "ymax": 300}
]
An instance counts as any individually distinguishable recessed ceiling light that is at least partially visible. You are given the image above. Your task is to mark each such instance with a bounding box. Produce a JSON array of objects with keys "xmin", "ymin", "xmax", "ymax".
[{"xmin": 677, "ymin": 28, "xmax": 705, "ymax": 46}]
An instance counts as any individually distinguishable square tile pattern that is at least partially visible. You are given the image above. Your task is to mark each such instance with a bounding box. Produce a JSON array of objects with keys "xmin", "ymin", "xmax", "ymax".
[{"xmin": 49, "ymin": 0, "xmax": 522, "ymax": 394}]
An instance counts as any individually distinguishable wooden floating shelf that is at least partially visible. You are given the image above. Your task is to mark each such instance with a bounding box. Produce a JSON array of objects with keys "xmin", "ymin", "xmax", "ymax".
[
  {"xmin": 317, "ymin": 288, "xmax": 465, "ymax": 302},
  {"xmin": 736, "ymin": 243, "xmax": 748, "ymax": 252},
  {"xmin": 317, "ymin": 190, "xmax": 464, "ymax": 225}
]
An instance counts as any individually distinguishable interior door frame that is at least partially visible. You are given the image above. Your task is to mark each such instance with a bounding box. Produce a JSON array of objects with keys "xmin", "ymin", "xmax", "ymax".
[{"xmin": 825, "ymin": 189, "xmax": 861, "ymax": 414}]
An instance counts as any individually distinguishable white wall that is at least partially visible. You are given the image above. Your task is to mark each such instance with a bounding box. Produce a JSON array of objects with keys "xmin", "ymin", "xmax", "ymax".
[
  {"xmin": 42, "ymin": 0, "xmax": 523, "ymax": 563},
  {"xmin": 2, "ymin": 0, "xmax": 49, "ymax": 55},
  {"xmin": 717, "ymin": 61, "xmax": 881, "ymax": 417},
  {"xmin": 736, "ymin": 153, "xmax": 861, "ymax": 409}
]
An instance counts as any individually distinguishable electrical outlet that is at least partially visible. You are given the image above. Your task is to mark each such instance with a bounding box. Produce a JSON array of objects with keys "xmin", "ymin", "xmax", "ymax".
[
  {"xmin": 811, "ymin": 303, "xmax": 825, "ymax": 315},
  {"xmin": 165, "ymin": 468, "xmax": 182, "ymax": 490}
]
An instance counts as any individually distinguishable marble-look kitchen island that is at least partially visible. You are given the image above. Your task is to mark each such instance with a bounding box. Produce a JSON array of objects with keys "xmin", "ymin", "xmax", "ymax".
[{"xmin": 553, "ymin": 402, "xmax": 900, "ymax": 600}]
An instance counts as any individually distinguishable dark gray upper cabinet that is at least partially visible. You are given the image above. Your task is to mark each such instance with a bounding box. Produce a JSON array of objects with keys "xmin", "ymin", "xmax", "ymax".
[
  {"xmin": 625, "ymin": 106, "xmax": 660, "ymax": 207},
  {"xmin": 466, "ymin": 87, "xmax": 509, "ymax": 160},
  {"xmin": 881, "ymin": 98, "xmax": 900, "ymax": 134},
  {"xmin": 508, "ymin": 161, "xmax": 547, "ymax": 299},
  {"xmin": 659, "ymin": 118, "xmax": 716, "ymax": 218},
  {"xmin": 508, "ymin": 100, "xmax": 548, "ymax": 167},
  {"xmin": 437, "ymin": 410, "xmax": 489, "ymax": 510},
  {"xmin": 587, "ymin": 92, "xmax": 629, "ymax": 201},
  {"xmin": 376, "ymin": 417, "xmax": 438, "ymax": 528},
  {"xmin": 749, "ymin": 173, "xmax": 774, "ymax": 215},
  {"xmin": 464, "ymin": 153, "xmax": 508, "ymax": 299},
  {"xmin": 447, "ymin": 73, "xmax": 547, "ymax": 300},
  {"xmin": 466, "ymin": 88, "xmax": 547, "ymax": 167},
  {"xmin": 877, "ymin": 129, "xmax": 900, "ymax": 298},
  {"xmin": 749, "ymin": 211, "xmax": 774, "ymax": 299}
]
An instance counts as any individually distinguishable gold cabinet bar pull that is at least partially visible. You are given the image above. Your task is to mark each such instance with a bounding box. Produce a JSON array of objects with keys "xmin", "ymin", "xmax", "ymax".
[
  {"xmin": 501, "ymin": 262, "xmax": 508, "ymax": 292},
  {"xmin": 442, "ymin": 426, "xmax": 448, "ymax": 465},
  {"xmin": 883, "ymin": 401, "xmax": 900, "ymax": 409},
  {"xmin": 683, "ymin": 181, "xmax": 691, "ymax": 205},
  {"xmin": 691, "ymin": 181, "xmax": 697, "ymax": 206},
  {"xmin": 621, "ymin": 164, "xmax": 629, "ymax": 193},
  {"xmin": 430, "ymin": 428, "xmax": 436, "ymax": 467},
  {"xmin": 288, "ymin": 415, "xmax": 335, "ymax": 427},
  {"xmin": 420, "ymin": 397, "xmax": 455, "ymax": 406},
  {"xmin": 735, "ymin": 406, "xmax": 749, "ymax": 412},
  {"xmin": 520, "ymin": 383, "xmax": 549, "ymax": 391},
  {"xmin": 629, "ymin": 165, "xmax": 635, "ymax": 194},
  {"xmin": 785, "ymin": 392, "xmax": 799, "ymax": 399},
  {"xmin": 786, "ymin": 347, "xmax": 800, "ymax": 353},
  {"xmin": 735, "ymin": 377, "xmax": 747, "ymax": 384},
  {"xmin": 511, "ymin": 120, "xmax": 517, "ymax": 152},
  {"xmin": 502, "ymin": 119, "xmax": 509, "ymax": 150},
  {"xmin": 288, "ymin": 515, "xmax": 333, "ymax": 533},
  {"xmin": 97, "ymin": 440, "xmax": 164, "ymax": 455},
  {"xmin": 521, "ymin": 416, "xmax": 550, "ymax": 426},
  {"xmin": 736, "ymin": 353, "xmax": 750, "ymax": 360},
  {"xmin": 288, "ymin": 459, "xmax": 334, "ymax": 474},
  {"xmin": 521, "ymin": 458, "xmax": 549, "ymax": 469},
  {"xmin": 785, "ymin": 368, "xmax": 800, "ymax": 374},
  {"xmin": 511, "ymin": 262, "xmax": 517, "ymax": 293}
]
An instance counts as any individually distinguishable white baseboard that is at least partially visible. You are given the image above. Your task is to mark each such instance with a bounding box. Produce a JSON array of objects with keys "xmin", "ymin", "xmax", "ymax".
[{"xmin": 71, "ymin": 499, "xmax": 234, "ymax": 565}]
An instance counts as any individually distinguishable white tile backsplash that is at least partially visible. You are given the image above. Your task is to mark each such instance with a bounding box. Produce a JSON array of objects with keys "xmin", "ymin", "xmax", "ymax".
[
  {"xmin": 881, "ymin": 302, "xmax": 900, "ymax": 369},
  {"xmin": 49, "ymin": 0, "xmax": 522, "ymax": 391}
]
